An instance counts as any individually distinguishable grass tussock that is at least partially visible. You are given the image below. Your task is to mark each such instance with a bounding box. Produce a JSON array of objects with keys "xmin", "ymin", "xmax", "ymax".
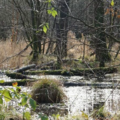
[{"xmin": 31, "ymin": 78, "xmax": 66, "ymax": 103}]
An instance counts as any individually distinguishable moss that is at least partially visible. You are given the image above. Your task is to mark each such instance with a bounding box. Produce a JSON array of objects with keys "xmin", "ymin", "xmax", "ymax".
[
  {"xmin": 24, "ymin": 67, "xmax": 117, "ymax": 76},
  {"xmin": 25, "ymin": 70, "xmax": 62, "ymax": 75},
  {"xmin": 61, "ymin": 70, "xmax": 72, "ymax": 76},
  {"xmin": 6, "ymin": 72, "xmax": 30, "ymax": 79},
  {"xmin": 0, "ymin": 79, "xmax": 36, "ymax": 86},
  {"xmin": 78, "ymin": 59, "xmax": 83, "ymax": 64},
  {"xmin": 6, "ymin": 72, "xmax": 22, "ymax": 78}
]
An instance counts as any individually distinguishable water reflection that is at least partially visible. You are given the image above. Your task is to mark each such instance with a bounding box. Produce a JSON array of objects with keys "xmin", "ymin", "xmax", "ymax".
[
  {"xmin": 65, "ymin": 87, "xmax": 120, "ymax": 114},
  {"xmin": 0, "ymin": 73, "xmax": 120, "ymax": 115}
]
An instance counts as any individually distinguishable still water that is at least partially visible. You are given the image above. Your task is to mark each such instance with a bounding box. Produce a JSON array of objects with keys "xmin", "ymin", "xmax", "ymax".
[
  {"xmin": 65, "ymin": 86, "xmax": 120, "ymax": 114},
  {"xmin": 0, "ymin": 73, "xmax": 120, "ymax": 115}
]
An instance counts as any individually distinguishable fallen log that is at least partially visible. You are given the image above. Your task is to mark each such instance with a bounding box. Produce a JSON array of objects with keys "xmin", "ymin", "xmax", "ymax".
[
  {"xmin": 63, "ymin": 82, "xmax": 120, "ymax": 89},
  {"xmin": 6, "ymin": 72, "xmax": 32, "ymax": 79},
  {"xmin": 5, "ymin": 64, "xmax": 36, "ymax": 79},
  {"xmin": 13, "ymin": 64, "xmax": 36, "ymax": 73},
  {"xmin": 24, "ymin": 67, "xmax": 117, "ymax": 76},
  {"xmin": 0, "ymin": 79, "xmax": 36, "ymax": 86},
  {"xmin": 1, "ymin": 80, "xmax": 120, "ymax": 89}
]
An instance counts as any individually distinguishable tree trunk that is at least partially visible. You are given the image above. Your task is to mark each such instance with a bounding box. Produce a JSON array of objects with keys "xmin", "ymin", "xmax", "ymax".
[
  {"xmin": 30, "ymin": 0, "xmax": 39, "ymax": 61},
  {"xmin": 56, "ymin": 0, "xmax": 69, "ymax": 66},
  {"xmin": 94, "ymin": 0, "xmax": 111, "ymax": 67},
  {"xmin": 30, "ymin": 0, "xmax": 46, "ymax": 61}
]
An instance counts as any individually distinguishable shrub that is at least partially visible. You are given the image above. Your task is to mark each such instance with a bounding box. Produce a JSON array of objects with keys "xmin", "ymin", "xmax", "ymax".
[{"xmin": 31, "ymin": 78, "xmax": 66, "ymax": 103}]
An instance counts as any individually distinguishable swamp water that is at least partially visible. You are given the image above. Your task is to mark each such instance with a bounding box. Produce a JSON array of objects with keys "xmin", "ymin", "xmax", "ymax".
[{"xmin": 0, "ymin": 73, "xmax": 120, "ymax": 115}]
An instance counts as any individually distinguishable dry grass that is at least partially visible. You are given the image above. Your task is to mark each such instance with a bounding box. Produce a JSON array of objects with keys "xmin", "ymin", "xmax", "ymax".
[
  {"xmin": 0, "ymin": 32, "xmax": 93, "ymax": 69},
  {"xmin": 67, "ymin": 31, "xmax": 94, "ymax": 60},
  {"xmin": 0, "ymin": 32, "xmax": 120, "ymax": 70},
  {"xmin": 67, "ymin": 31, "xmax": 120, "ymax": 68},
  {"xmin": 0, "ymin": 105, "xmax": 25, "ymax": 120},
  {"xmin": 0, "ymin": 40, "xmax": 31, "ymax": 69},
  {"xmin": 31, "ymin": 78, "xmax": 66, "ymax": 103}
]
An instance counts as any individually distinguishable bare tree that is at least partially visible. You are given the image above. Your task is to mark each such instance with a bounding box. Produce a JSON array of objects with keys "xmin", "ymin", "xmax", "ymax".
[
  {"xmin": 55, "ymin": 0, "xmax": 70, "ymax": 66},
  {"xmin": 12, "ymin": 0, "xmax": 48, "ymax": 62},
  {"xmin": 94, "ymin": 0, "xmax": 111, "ymax": 67}
]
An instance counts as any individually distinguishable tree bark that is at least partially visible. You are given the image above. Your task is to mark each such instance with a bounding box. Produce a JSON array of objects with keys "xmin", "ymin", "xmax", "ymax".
[
  {"xmin": 30, "ymin": 0, "xmax": 39, "ymax": 61},
  {"xmin": 56, "ymin": 0, "xmax": 69, "ymax": 67},
  {"xmin": 94, "ymin": 0, "xmax": 111, "ymax": 67}
]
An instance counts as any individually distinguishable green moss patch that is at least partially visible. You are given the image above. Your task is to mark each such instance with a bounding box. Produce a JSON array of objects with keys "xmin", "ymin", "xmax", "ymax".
[{"xmin": 25, "ymin": 67, "xmax": 117, "ymax": 76}]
